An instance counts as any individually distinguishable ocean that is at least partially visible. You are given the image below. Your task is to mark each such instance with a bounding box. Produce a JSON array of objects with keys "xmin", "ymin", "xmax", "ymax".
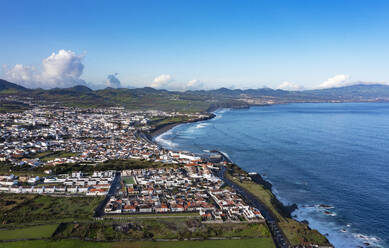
[{"xmin": 155, "ymin": 102, "xmax": 389, "ymax": 248}]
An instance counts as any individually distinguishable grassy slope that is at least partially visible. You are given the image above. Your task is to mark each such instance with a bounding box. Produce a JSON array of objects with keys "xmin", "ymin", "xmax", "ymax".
[
  {"xmin": 226, "ymin": 174, "xmax": 330, "ymax": 246},
  {"xmin": 0, "ymin": 238, "xmax": 275, "ymax": 248}
]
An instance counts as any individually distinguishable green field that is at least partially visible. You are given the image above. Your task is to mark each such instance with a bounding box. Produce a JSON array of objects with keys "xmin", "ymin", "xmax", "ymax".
[
  {"xmin": 122, "ymin": 176, "xmax": 136, "ymax": 185},
  {"xmin": 0, "ymin": 224, "xmax": 58, "ymax": 241},
  {"xmin": 0, "ymin": 238, "xmax": 275, "ymax": 248},
  {"xmin": 53, "ymin": 219, "xmax": 271, "ymax": 241},
  {"xmin": 32, "ymin": 151, "xmax": 78, "ymax": 162},
  {"xmin": 0, "ymin": 194, "xmax": 103, "ymax": 226},
  {"xmin": 0, "ymin": 101, "xmax": 30, "ymax": 113}
]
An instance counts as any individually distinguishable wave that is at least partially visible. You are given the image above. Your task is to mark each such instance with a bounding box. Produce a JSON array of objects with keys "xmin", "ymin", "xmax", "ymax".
[
  {"xmin": 213, "ymin": 108, "xmax": 230, "ymax": 114},
  {"xmin": 293, "ymin": 205, "xmax": 385, "ymax": 248},
  {"xmin": 352, "ymin": 233, "xmax": 383, "ymax": 248},
  {"xmin": 212, "ymin": 108, "xmax": 230, "ymax": 120},
  {"xmin": 194, "ymin": 123, "xmax": 209, "ymax": 129},
  {"xmin": 154, "ymin": 129, "xmax": 178, "ymax": 148}
]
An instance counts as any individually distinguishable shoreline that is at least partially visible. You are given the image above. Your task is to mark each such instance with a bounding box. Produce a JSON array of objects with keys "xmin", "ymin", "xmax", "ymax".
[
  {"xmin": 150, "ymin": 109, "xmax": 332, "ymax": 247},
  {"xmin": 149, "ymin": 113, "xmax": 216, "ymax": 138}
]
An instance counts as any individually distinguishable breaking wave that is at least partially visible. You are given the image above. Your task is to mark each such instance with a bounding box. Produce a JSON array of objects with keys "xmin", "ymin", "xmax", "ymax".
[
  {"xmin": 194, "ymin": 123, "xmax": 209, "ymax": 129},
  {"xmin": 293, "ymin": 205, "xmax": 384, "ymax": 248},
  {"xmin": 212, "ymin": 108, "xmax": 230, "ymax": 120},
  {"xmin": 154, "ymin": 129, "xmax": 177, "ymax": 149}
]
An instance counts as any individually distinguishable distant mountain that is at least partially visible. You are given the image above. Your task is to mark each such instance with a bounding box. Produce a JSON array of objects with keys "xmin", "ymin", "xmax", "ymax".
[
  {"xmin": 306, "ymin": 84, "xmax": 389, "ymax": 99},
  {"xmin": 1, "ymin": 79, "xmax": 389, "ymax": 112},
  {"xmin": 0, "ymin": 79, "xmax": 28, "ymax": 92},
  {"xmin": 190, "ymin": 84, "xmax": 389, "ymax": 101}
]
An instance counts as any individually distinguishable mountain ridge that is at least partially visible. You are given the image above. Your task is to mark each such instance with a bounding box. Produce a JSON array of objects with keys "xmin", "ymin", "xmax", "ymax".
[{"xmin": 2, "ymin": 79, "xmax": 389, "ymax": 112}]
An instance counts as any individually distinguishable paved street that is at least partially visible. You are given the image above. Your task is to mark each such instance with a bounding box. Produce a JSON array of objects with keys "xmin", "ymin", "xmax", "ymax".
[{"xmin": 94, "ymin": 172, "xmax": 121, "ymax": 217}]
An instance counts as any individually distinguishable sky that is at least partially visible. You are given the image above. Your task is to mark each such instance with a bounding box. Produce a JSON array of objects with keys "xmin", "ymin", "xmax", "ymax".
[{"xmin": 1, "ymin": 0, "xmax": 389, "ymax": 90}]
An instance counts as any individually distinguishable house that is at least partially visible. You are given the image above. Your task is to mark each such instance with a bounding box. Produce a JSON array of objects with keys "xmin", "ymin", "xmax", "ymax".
[
  {"xmin": 44, "ymin": 186, "xmax": 56, "ymax": 193},
  {"xmin": 28, "ymin": 176, "xmax": 40, "ymax": 184},
  {"xmin": 155, "ymin": 204, "xmax": 169, "ymax": 213},
  {"xmin": 78, "ymin": 187, "xmax": 89, "ymax": 193},
  {"xmin": 67, "ymin": 186, "xmax": 78, "ymax": 193},
  {"xmin": 171, "ymin": 204, "xmax": 184, "ymax": 212},
  {"xmin": 123, "ymin": 205, "xmax": 137, "ymax": 213},
  {"xmin": 87, "ymin": 188, "xmax": 108, "ymax": 196}
]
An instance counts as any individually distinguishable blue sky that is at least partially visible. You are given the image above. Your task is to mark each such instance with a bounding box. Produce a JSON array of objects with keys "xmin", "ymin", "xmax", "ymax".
[{"xmin": 1, "ymin": 0, "xmax": 389, "ymax": 90}]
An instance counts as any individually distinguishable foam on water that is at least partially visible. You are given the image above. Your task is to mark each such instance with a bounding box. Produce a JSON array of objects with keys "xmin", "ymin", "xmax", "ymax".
[
  {"xmin": 154, "ymin": 129, "xmax": 178, "ymax": 149},
  {"xmin": 194, "ymin": 123, "xmax": 209, "ymax": 129},
  {"xmin": 293, "ymin": 205, "xmax": 384, "ymax": 248},
  {"xmin": 212, "ymin": 108, "xmax": 230, "ymax": 120}
]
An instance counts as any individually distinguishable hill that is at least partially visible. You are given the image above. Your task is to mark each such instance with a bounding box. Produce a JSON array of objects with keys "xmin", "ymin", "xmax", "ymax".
[
  {"xmin": 1, "ymin": 79, "xmax": 389, "ymax": 112},
  {"xmin": 0, "ymin": 79, "xmax": 28, "ymax": 93}
]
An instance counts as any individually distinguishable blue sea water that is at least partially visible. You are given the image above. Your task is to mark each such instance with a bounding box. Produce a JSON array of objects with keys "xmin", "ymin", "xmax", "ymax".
[{"xmin": 155, "ymin": 103, "xmax": 389, "ymax": 248}]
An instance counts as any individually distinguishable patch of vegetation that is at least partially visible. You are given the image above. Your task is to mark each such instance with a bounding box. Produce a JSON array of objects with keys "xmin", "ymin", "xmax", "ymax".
[
  {"xmin": 0, "ymin": 194, "xmax": 103, "ymax": 226},
  {"xmin": 0, "ymin": 163, "xmax": 47, "ymax": 177},
  {"xmin": 1, "ymin": 159, "xmax": 178, "ymax": 177},
  {"xmin": 122, "ymin": 176, "xmax": 135, "ymax": 185},
  {"xmin": 151, "ymin": 116, "xmax": 193, "ymax": 128},
  {"xmin": 0, "ymin": 194, "xmax": 36, "ymax": 213},
  {"xmin": 38, "ymin": 159, "xmax": 178, "ymax": 175},
  {"xmin": 278, "ymin": 220, "xmax": 329, "ymax": 246},
  {"xmin": 52, "ymin": 219, "xmax": 271, "ymax": 241},
  {"xmin": 0, "ymin": 238, "xmax": 275, "ymax": 248},
  {"xmin": 31, "ymin": 151, "xmax": 78, "ymax": 162},
  {"xmin": 225, "ymin": 168, "xmax": 331, "ymax": 246},
  {"xmin": 0, "ymin": 101, "xmax": 30, "ymax": 113},
  {"xmin": 0, "ymin": 224, "xmax": 58, "ymax": 241}
]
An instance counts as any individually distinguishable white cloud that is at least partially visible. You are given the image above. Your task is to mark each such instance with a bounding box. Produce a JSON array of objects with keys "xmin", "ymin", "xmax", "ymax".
[
  {"xmin": 106, "ymin": 73, "xmax": 121, "ymax": 88},
  {"xmin": 277, "ymin": 81, "xmax": 303, "ymax": 91},
  {"xmin": 150, "ymin": 75, "xmax": 207, "ymax": 91},
  {"xmin": 186, "ymin": 79, "xmax": 198, "ymax": 87},
  {"xmin": 2, "ymin": 64, "xmax": 36, "ymax": 83},
  {"xmin": 2, "ymin": 49, "xmax": 86, "ymax": 88},
  {"xmin": 186, "ymin": 79, "xmax": 206, "ymax": 90},
  {"xmin": 318, "ymin": 74, "xmax": 351, "ymax": 89},
  {"xmin": 151, "ymin": 74, "xmax": 173, "ymax": 88}
]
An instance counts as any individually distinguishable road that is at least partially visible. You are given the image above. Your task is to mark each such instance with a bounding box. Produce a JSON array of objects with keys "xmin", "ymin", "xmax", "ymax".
[
  {"xmin": 94, "ymin": 171, "xmax": 121, "ymax": 218},
  {"xmin": 216, "ymin": 166, "xmax": 290, "ymax": 248}
]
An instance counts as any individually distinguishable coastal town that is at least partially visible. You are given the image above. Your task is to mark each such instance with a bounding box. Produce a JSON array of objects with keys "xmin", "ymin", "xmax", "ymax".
[
  {"xmin": 0, "ymin": 104, "xmax": 333, "ymax": 248},
  {"xmin": 0, "ymin": 105, "xmax": 210, "ymax": 166},
  {"xmin": 0, "ymin": 105, "xmax": 264, "ymax": 223}
]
